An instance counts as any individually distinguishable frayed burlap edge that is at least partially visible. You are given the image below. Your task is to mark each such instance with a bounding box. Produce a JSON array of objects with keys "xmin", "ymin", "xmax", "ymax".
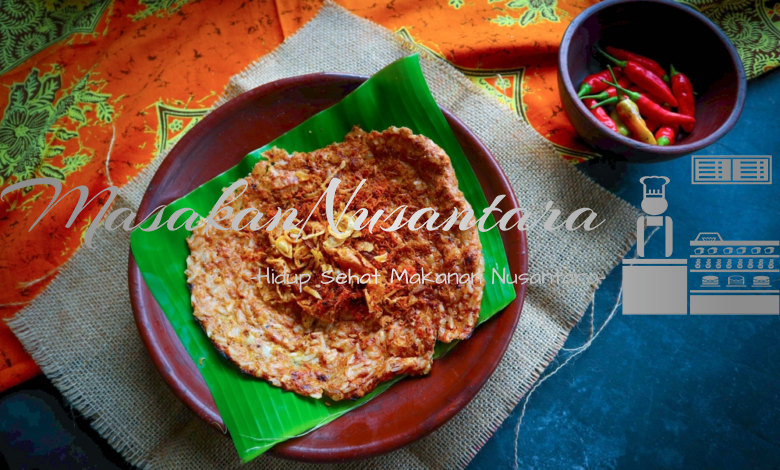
[{"xmin": 5, "ymin": 148, "xmax": 174, "ymax": 468}]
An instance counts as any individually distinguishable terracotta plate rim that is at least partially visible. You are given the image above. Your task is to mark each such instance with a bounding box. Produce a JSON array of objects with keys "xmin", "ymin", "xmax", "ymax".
[{"xmin": 128, "ymin": 72, "xmax": 528, "ymax": 462}]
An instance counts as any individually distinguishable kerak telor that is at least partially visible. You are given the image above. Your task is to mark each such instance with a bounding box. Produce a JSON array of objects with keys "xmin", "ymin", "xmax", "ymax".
[{"xmin": 2, "ymin": 176, "xmax": 605, "ymax": 248}]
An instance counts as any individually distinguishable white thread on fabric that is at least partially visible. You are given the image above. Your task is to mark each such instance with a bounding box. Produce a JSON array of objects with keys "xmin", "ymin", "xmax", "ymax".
[
  {"xmin": 105, "ymin": 124, "xmax": 117, "ymax": 186},
  {"xmin": 17, "ymin": 268, "xmax": 60, "ymax": 289},
  {"xmin": 0, "ymin": 301, "xmax": 32, "ymax": 307},
  {"xmin": 512, "ymin": 227, "xmax": 660, "ymax": 470}
]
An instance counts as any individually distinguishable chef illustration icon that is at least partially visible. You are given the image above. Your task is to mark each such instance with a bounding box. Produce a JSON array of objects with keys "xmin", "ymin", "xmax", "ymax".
[
  {"xmin": 637, "ymin": 176, "xmax": 673, "ymax": 257},
  {"xmin": 622, "ymin": 175, "xmax": 687, "ymax": 314}
]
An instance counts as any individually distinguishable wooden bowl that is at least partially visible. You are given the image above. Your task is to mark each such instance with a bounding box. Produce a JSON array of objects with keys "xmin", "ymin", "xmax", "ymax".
[
  {"xmin": 558, "ymin": 0, "xmax": 746, "ymax": 162},
  {"xmin": 128, "ymin": 73, "xmax": 528, "ymax": 462}
]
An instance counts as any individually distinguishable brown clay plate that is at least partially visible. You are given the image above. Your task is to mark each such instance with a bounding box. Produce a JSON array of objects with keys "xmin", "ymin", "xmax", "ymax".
[{"xmin": 128, "ymin": 73, "xmax": 528, "ymax": 462}]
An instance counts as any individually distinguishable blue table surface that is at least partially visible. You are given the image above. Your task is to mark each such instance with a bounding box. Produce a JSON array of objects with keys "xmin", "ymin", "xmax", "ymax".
[{"xmin": 1, "ymin": 71, "xmax": 778, "ymax": 469}]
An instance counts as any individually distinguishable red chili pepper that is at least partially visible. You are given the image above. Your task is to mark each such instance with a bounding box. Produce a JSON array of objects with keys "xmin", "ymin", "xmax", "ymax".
[
  {"xmin": 605, "ymin": 64, "xmax": 656, "ymax": 144},
  {"xmin": 584, "ymin": 98, "xmax": 619, "ymax": 132},
  {"xmin": 628, "ymin": 85, "xmax": 664, "ymax": 105},
  {"xmin": 605, "ymin": 46, "xmax": 669, "ymax": 82},
  {"xmin": 655, "ymin": 104, "xmax": 680, "ymax": 146},
  {"xmin": 644, "ymin": 115, "xmax": 661, "ymax": 133},
  {"xmin": 670, "ymin": 64, "xmax": 695, "ymax": 133},
  {"xmin": 580, "ymin": 77, "xmax": 632, "ymax": 101},
  {"xmin": 623, "ymin": 63, "xmax": 677, "ymax": 107},
  {"xmin": 578, "ymin": 68, "xmax": 623, "ymax": 97},
  {"xmin": 597, "ymin": 48, "xmax": 678, "ymax": 107},
  {"xmin": 655, "ymin": 125, "xmax": 679, "ymax": 146},
  {"xmin": 601, "ymin": 80, "xmax": 694, "ymax": 126},
  {"xmin": 609, "ymin": 108, "xmax": 631, "ymax": 137},
  {"xmin": 590, "ymin": 88, "xmax": 657, "ymax": 126}
]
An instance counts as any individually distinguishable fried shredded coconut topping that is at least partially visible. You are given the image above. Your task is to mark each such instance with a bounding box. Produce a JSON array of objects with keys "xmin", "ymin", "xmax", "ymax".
[{"xmin": 186, "ymin": 126, "xmax": 484, "ymax": 400}]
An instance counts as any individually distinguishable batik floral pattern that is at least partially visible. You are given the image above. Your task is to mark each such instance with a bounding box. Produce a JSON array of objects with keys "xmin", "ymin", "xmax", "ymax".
[
  {"xmin": 0, "ymin": 0, "xmax": 112, "ymax": 75},
  {"xmin": 131, "ymin": 0, "xmax": 195, "ymax": 21},
  {"xmin": 490, "ymin": 0, "xmax": 561, "ymax": 27},
  {"xmin": 679, "ymin": 0, "xmax": 780, "ymax": 77},
  {"xmin": 0, "ymin": 67, "xmax": 116, "ymax": 189}
]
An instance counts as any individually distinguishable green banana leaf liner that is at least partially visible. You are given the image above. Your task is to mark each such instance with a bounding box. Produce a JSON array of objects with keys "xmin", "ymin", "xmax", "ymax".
[{"xmin": 130, "ymin": 54, "xmax": 515, "ymax": 463}]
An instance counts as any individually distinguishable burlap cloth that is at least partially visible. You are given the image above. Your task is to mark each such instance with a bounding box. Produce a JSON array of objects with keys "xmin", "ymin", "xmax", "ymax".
[{"xmin": 7, "ymin": 3, "xmax": 640, "ymax": 468}]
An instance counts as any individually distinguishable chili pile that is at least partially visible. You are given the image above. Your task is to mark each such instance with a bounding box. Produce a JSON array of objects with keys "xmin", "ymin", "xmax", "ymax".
[{"xmin": 576, "ymin": 47, "xmax": 698, "ymax": 147}]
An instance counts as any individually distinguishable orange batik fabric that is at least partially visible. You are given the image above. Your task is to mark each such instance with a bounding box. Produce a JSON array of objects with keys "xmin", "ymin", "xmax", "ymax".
[
  {"xmin": 0, "ymin": 0, "xmax": 285, "ymax": 391},
  {"xmin": 2, "ymin": 0, "xmax": 779, "ymax": 392},
  {"xmin": 277, "ymin": 0, "xmax": 603, "ymax": 160},
  {"xmin": 1, "ymin": 0, "xmax": 594, "ymax": 393},
  {"xmin": 275, "ymin": 0, "xmax": 780, "ymax": 156}
]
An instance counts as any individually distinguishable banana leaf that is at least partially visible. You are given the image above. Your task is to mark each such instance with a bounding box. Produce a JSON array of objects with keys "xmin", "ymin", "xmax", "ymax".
[{"xmin": 130, "ymin": 54, "xmax": 515, "ymax": 463}]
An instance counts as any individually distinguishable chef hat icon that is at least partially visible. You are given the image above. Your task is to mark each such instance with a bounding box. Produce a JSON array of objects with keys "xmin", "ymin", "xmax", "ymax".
[
  {"xmin": 639, "ymin": 176, "xmax": 670, "ymax": 215},
  {"xmin": 640, "ymin": 176, "xmax": 670, "ymax": 198}
]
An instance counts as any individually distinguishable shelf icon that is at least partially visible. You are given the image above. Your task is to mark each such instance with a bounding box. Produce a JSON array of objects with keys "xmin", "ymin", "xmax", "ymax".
[{"xmin": 689, "ymin": 232, "xmax": 779, "ymax": 314}]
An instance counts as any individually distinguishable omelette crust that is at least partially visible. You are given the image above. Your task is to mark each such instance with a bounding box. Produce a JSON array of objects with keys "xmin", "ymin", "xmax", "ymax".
[{"xmin": 185, "ymin": 126, "xmax": 484, "ymax": 400}]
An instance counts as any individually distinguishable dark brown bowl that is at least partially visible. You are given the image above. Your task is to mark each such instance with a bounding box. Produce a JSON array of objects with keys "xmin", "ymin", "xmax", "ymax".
[
  {"xmin": 558, "ymin": 0, "xmax": 746, "ymax": 162},
  {"xmin": 128, "ymin": 73, "xmax": 528, "ymax": 462}
]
